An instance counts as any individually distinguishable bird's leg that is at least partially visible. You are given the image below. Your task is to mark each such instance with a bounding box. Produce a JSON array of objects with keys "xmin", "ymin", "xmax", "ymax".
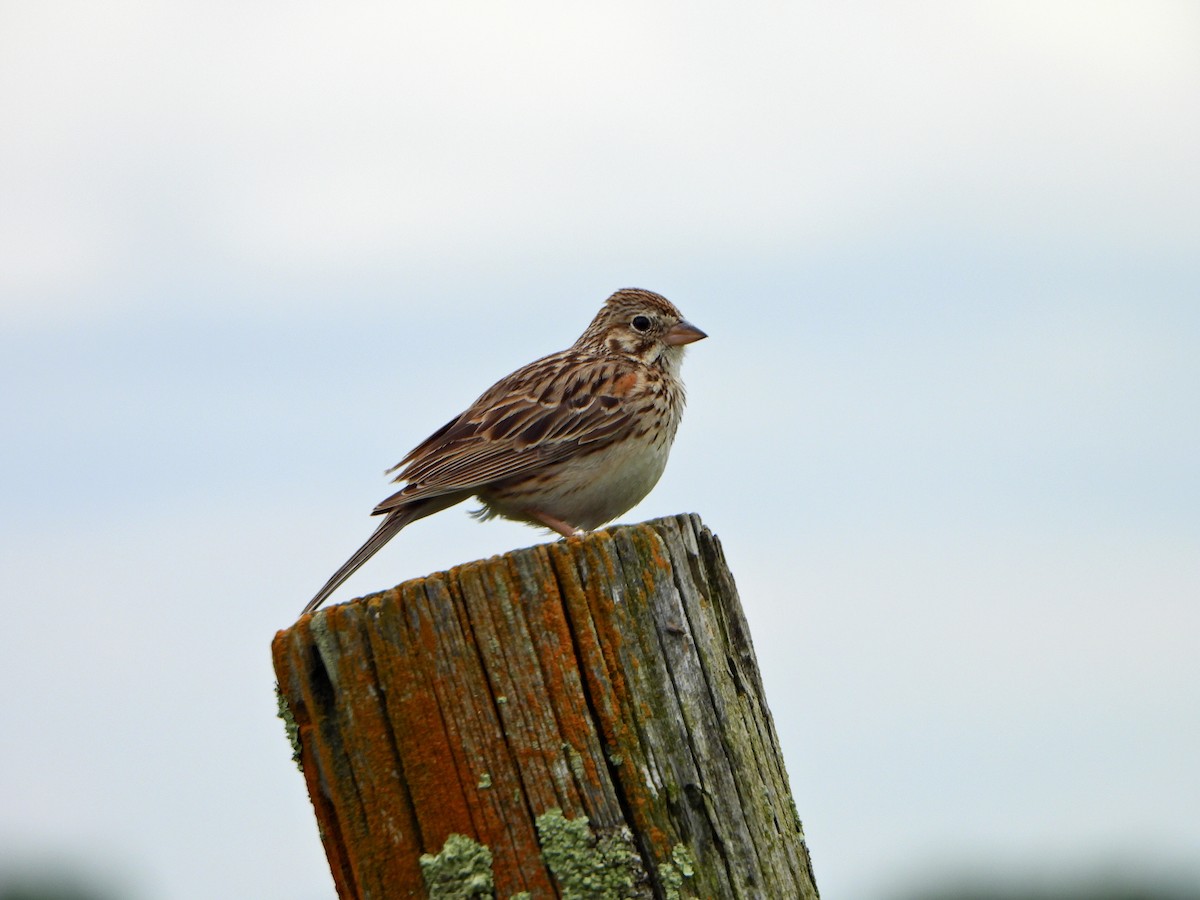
[{"xmin": 524, "ymin": 508, "xmax": 586, "ymax": 538}]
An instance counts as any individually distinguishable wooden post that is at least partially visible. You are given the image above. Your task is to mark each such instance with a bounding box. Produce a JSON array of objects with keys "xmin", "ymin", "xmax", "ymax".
[{"xmin": 273, "ymin": 514, "xmax": 820, "ymax": 899}]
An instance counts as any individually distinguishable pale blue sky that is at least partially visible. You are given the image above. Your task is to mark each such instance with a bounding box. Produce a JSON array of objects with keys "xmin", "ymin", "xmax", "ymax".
[{"xmin": 2, "ymin": 3, "xmax": 1198, "ymax": 898}]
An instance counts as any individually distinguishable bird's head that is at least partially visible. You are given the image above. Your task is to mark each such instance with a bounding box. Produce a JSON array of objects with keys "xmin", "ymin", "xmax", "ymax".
[{"xmin": 576, "ymin": 288, "xmax": 707, "ymax": 364}]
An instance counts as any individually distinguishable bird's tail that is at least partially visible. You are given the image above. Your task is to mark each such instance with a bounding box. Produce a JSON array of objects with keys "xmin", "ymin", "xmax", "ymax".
[{"xmin": 300, "ymin": 508, "xmax": 418, "ymax": 616}]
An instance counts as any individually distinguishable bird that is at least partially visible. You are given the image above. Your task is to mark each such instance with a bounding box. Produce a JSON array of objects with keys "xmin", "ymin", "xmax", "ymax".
[{"xmin": 301, "ymin": 287, "xmax": 706, "ymax": 616}]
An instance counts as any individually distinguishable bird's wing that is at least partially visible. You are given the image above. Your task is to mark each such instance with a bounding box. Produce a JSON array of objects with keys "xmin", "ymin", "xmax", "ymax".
[{"xmin": 372, "ymin": 351, "xmax": 645, "ymax": 515}]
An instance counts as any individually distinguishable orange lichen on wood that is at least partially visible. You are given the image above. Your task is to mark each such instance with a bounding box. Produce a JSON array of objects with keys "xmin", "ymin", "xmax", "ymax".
[{"xmin": 273, "ymin": 513, "xmax": 819, "ymax": 900}]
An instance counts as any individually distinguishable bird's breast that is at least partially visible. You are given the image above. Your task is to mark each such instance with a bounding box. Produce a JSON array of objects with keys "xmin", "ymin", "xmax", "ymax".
[{"xmin": 480, "ymin": 425, "xmax": 676, "ymax": 532}]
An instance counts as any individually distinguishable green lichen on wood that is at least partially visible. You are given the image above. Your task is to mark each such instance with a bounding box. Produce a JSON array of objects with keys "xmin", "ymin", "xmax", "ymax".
[
  {"xmin": 419, "ymin": 833, "xmax": 494, "ymax": 899},
  {"xmin": 789, "ymin": 795, "xmax": 806, "ymax": 836},
  {"xmin": 659, "ymin": 844, "xmax": 696, "ymax": 900},
  {"xmin": 563, "ymin": 741, "xmax": 587, "ymax": 784},
  {"xmin": 274, "ymin": 682, "xmax": 301, "ymax": 770},
  {"xmin": 535, "ymin": 808, "xmax": 647, "ymax": 900},
  {"xmin": 671, "ymin": 844, "xmax": 695, "ymax": 877}
]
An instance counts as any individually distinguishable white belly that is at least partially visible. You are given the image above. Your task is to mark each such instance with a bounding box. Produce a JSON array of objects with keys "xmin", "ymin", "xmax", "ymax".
[{"xmin": 480, "ymin": 429, "xmax": 674, "ymax": 531}]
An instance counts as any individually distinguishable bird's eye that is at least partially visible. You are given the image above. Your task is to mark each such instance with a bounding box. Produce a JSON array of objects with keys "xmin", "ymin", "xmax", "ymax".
[{"xmin": 631, "ymin": 315, "xmax": 652, "ymax": 332}]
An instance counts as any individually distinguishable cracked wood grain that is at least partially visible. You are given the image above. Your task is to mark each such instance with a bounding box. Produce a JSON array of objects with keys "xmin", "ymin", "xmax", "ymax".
[{"xmin": 273, "ymin": 514, "xmax": 820, "ymax": 900}]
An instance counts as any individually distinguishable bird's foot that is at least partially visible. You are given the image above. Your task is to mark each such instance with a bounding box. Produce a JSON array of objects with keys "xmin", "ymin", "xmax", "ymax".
[{"xmin": 526, "ymin": 508, "xmax": 586, "ymax": 539}]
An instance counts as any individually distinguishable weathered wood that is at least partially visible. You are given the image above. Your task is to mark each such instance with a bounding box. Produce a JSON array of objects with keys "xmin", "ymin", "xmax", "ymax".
[{"xmin": 274, "ymin": 513, "xmax": 819, "ymax": 899}]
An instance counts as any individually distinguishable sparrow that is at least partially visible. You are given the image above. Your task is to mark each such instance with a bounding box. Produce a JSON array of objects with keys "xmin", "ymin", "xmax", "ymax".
[{"xmin": 302, "ymin": 287, "xmax": 706, "ymax": 615}]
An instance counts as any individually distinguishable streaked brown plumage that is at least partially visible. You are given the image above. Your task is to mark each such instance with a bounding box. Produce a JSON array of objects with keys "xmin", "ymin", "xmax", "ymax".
[{"xmin": 301, "ymin": 287, "xmax": 706, "ymax": 615}]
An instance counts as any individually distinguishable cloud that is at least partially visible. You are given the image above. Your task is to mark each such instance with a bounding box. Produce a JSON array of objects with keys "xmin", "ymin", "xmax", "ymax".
[{"xmin": 2, "ymin": 2, "xmax": 1197, "ymax": 328}]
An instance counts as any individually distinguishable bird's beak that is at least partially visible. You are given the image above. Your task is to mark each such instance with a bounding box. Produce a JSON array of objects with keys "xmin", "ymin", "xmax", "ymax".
[{"xmin": 664, "ymin": 319, "xmax": 707, "ymax": 346}]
